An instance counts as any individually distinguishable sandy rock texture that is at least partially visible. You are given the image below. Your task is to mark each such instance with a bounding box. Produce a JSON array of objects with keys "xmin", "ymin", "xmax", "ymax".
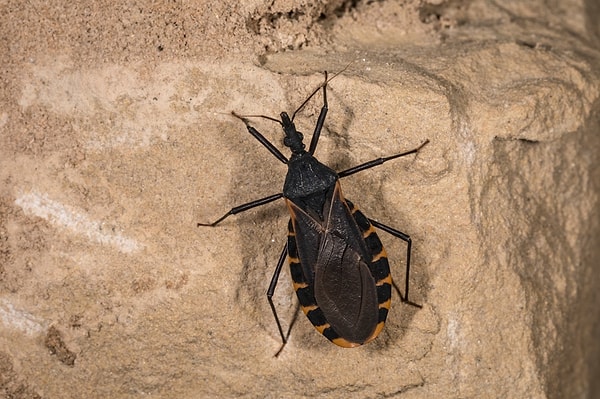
[{"xmin": 1, "ymin": 0, "xmax": 600, "ymax": 398}]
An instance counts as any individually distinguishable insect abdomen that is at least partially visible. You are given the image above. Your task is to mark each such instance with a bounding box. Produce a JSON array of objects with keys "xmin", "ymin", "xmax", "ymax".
[
  {"xmin": 287, "ymin": 199, "xmax": 393, "ymax": 347},
  {"xmin": 346, "ymin": 199, "xmax": 393, "ymax": 331}
]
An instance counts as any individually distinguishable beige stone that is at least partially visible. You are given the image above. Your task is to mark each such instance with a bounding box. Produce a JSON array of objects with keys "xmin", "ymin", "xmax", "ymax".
[{"xmin": 1, "ymin": 1, "xmax": 599, "ymax": 398}]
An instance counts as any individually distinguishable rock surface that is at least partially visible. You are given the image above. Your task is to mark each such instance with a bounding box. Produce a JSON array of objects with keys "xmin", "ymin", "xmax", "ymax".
[{"xmin": 1, "ymin": 1, "xmax": 599, "ymax": 398}]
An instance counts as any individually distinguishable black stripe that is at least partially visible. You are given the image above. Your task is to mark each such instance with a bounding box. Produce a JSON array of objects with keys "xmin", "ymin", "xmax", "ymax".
[
  {"xmin": 306, "ymin": 307, "xmax": 328, "ymax": 327},
  {"xmin": 345, "ymin": 198, "xmax": 356, "ymax": 212},
  {"xmin": 364, "ymin": 232, "xmax": 384, "ymax": 256},
  {"xmin": 287, "ymin": 221, "xmax": 298, "ymax": 255},
  {"xmin": 377, "ymin": 283, "xmax": 392, "ymax": 304},
  {"xmin": 323, "ymin": 326, "xmax": 340, "ymax": 342},
  {"xmin": 351, "ymin": 206, "xmax": 372, "ymax": 231},
  {"xmin": 378, "ymin": 307, "xmax": 389, "ymax": 323},
  {"xmin": 370, "ymin": 258, "xmax": 390, "ymax": 281},
  {"xmin": 290, "ymin": 261, "xmax": 306, "ymax": 285},
  {"xmin": 296, "ymin": 286, "xmax": 316, "ymax": 307}
]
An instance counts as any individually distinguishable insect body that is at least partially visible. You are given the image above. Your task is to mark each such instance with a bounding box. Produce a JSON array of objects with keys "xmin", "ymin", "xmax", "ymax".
[
  {"xmin": 199, "ymin": 71, "xmax": 428, "ymax": 351},
  {"xmin": 287, "ymin": 184, "xmax": 390, "ymax": 347}
]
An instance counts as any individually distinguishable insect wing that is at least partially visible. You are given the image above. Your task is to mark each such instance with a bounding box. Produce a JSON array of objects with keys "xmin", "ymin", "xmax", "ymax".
[
  {"xmin": 285, "ymin": 183, "xmax": 382, "ymax": 346},
  {"xmin": 313, "ymin": 233, "xmax": 379, "ymax": 343}
]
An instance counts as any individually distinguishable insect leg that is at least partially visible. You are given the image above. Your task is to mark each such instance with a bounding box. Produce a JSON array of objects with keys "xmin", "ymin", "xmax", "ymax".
[
  {"xmin": 338, "ymin": 139, "xmax": 429, "ymax": 178},
  {"xmin": 292, "ymin": 65, "xmax": 352, "ymax": 154},
  {"xmin": 368, "ymin": 219, "xmax": 422, "ymax": 309},
  {"xmin": 267, "ymin": 244, "xmax": 288, "ymax": 353},
  {"xmin": 197, "ymin": 193, "xmax": 283, "ymax": 227},
  {"xmin": 307, "ymin": 72, "xmax": 328, "ymax": 155},
  {"xmin": 231, "ymin": 112, "xmax": 289, "ymax": 164}
]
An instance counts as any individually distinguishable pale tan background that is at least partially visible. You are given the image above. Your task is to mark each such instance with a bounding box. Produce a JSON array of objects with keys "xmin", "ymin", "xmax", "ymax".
[{"xmin": 2, "ymin": 1, "xmax": 600, "ymax": 398}]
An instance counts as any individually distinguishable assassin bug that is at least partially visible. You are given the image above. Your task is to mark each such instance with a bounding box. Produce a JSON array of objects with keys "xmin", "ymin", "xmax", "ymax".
[{"xmin": 199, "ymin": 70, "xmax": 428, "ymax": 352}]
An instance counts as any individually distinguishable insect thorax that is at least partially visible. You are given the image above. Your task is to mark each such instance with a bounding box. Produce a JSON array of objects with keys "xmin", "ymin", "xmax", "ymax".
[{"xmin": 283, "ymin": 153, "xmax": 338, "ymax": 220}]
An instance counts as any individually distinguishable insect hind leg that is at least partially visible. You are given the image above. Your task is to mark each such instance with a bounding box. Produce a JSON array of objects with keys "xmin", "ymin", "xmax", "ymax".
[
  {"xmin": 267, "ymin": 244, "xmax": 288, "ymax": 344},
  {"xmin": 268, "ymin": 243, "xmax": 304, "ymax": 357},
  {"xmin": 369, "ymin": 219, "xmax": 422, "ymax": 309}
]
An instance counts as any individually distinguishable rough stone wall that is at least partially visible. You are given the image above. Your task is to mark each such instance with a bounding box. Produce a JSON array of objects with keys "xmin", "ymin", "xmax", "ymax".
[{"xmin": 1, "ymin": 1, "xmax": 599, "ymax": 398}]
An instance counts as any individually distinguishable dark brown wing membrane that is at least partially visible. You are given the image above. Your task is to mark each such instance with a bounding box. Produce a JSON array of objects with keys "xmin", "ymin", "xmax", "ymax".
[
  {"xmin": 285, "ymin": 182, "xmax": 392, "ymax": 347},
  {"xmin": 313, "ymin": 233, "xmax": 379, "ymax": 343}
]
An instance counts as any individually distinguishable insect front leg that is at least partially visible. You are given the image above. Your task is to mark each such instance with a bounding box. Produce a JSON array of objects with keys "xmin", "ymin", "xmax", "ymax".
[
  {"xmin": 197, "ymin": 193, "xmax": 283, "ymax": 227},
  {"xmin": 368, "ymin": 219, "xmax": 422, "ymax": 309},
  {"xmin": 338, "ymin": 139, "xmax": 430, "ymax": 178},
  {"xmin": 306, "ymin": 71, "xmax": 329, "ymax": 155},
  {"xmin": 291, "ymin": 68, "xmax": 349, "ymax": 155}
]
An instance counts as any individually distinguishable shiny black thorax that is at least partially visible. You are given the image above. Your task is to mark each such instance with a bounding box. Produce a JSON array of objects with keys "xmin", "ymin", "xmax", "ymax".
[
  {"xmin": 283, "ymin": 152, "xmax": 338, "ymax": 221},
  {"xmin": 280, "ymin": 111, "xmax": 340, "ymax": 220}
]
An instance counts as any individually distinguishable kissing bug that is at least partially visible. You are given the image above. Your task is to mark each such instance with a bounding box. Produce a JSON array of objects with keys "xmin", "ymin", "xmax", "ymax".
[{"xmin": 199, "ymin": 70, "xmax": 428, "ymax": 352}]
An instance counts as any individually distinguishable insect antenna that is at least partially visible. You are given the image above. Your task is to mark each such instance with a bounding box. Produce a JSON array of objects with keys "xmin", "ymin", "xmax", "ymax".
[
  {"xmin": 291, "ymin": 63, "xmax": 352, "ymax": 122},
  {"xmin": 230, "ymin": 111, "xmax": 288, "ymax": 164},
  {"xmin": 231, "ymin": 111, "xmax": 282, "ymax": 125}
]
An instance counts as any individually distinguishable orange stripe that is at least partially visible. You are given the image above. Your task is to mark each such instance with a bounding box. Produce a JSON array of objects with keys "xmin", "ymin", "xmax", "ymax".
[
  {"xmin": 362, "ymin": 225, "xmax": 376, "ymax": 238},
  {"xmin": 288, "ymin": 256, "xmax": 300, "ymax": 264},
  {"xmin": 314, "ymin": 323, "xmax": 330, "ymax": 335},
  {"xmin": 293, "ymin": 281, "xmax": 308, "ymax": 291},
  {"xmin": 371, "ymin": 248, "xmax": 388, "ymax": 262},
  {"xmin": 300, "ymin": 304, "xmax": 318, "ymax": 315},
  {"xmin": 331, "ymin": 337, "xmax": 362, "ymax": 348},
  {"xmin": 379, "ymin": 298, "xmax": 392, "ymax": 310},
  {"xmin": 376, "ymin": 275, "xmax": 392, "ymax": 286}
]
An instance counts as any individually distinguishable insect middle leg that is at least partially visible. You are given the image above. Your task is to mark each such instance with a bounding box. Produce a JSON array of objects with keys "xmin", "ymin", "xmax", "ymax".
[{"xmin": 369, "ymin": 219, "xmax": 422, "ymax": 308}]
